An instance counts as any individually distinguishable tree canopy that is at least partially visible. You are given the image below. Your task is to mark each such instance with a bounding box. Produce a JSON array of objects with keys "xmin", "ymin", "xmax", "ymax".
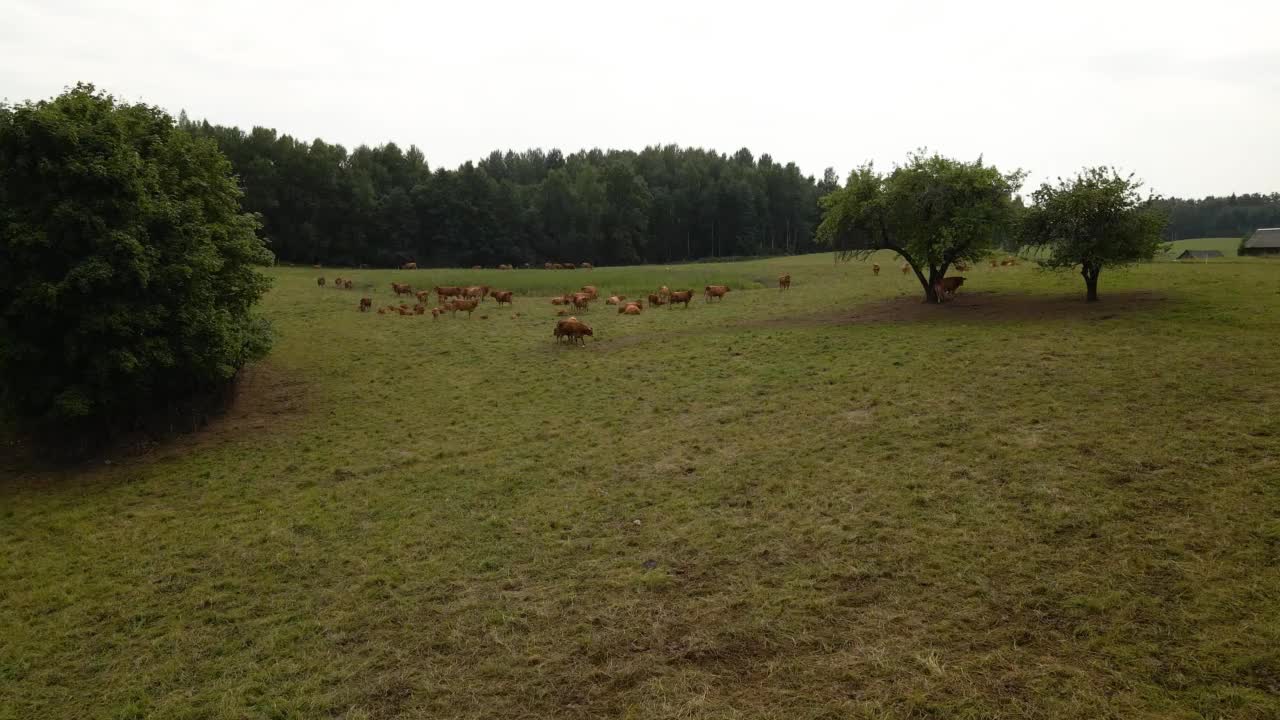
[
  {"xmin": 817, "ymin": 152, "xmax": 1025, "ymax": 302},
  {"xmin": 0, "ymin": 84, "xmax": 273, "ymax": 441},
  {"xmin": 1021, "ymin": 168, "xmax": 1168, "ymax": 301},
  {"xmin": 178, "ymin": 117, "xmax": 835, "ymax": 268}
]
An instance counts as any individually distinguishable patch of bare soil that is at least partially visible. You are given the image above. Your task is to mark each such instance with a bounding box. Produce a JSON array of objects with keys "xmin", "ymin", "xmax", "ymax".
[
  {"xmin": 0, "ymin": 362, "xmax": 309, "ymax": 476},
  {"xmin": 756, "ymin": 290, "xmax": 1172, "ymax": 328}
]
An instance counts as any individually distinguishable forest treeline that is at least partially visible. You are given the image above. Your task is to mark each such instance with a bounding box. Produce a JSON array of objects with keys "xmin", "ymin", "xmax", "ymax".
[
  {"xmin": 180, "ymin": 116, "xmax": 837, "ymax": 267},
  {"xmin": 180, "ymin": 116, "xmax": 1278, "ymax": 267}
]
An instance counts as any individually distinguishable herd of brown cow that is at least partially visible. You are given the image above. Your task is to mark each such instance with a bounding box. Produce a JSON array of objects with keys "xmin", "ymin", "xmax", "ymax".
[{"xmin": 320, "ymin": 258, "xmax": 987, "ymax": 346}]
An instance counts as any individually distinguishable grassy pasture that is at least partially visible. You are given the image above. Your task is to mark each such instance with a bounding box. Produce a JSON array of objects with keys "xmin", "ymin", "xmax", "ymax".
[{"xmin": 3, "ymin": 252, "xmax": 1280, "ymax": 719}]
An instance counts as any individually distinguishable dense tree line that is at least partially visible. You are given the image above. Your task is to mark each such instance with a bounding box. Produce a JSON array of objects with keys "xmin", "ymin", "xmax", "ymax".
[
  {"xmin": 1154, "ymin": 193, "xmax": 1280, "ymax": 240},
  {"xmin": 179, "ymin": 116, "xmax": 836, "ymax": 268}
]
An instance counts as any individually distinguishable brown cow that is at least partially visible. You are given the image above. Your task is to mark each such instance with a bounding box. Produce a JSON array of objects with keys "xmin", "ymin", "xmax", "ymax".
[
  {"xmin": 605, "ymin": 295, "xmax": 623, "ymax": 305},
  {"xmin": 497, "ymin": 263, "xmax": 512, "ymax": 270},
  {"xmin": 415, "ymin": 290, "xmax": 431, "ymax": 303},
  {"xmin": 552, "ymin": 263, "xmax": 564, "ymax": 270},
  {"xmin": 391, "ymin": 282, "xmax": 413, "ymax": 296},
  {"xmin": 544, "ymin": 262, "xmax": 553, "ymax": 270},
  {"xmin": 492, "ymin": 290, "xmax": 514, "ymax": 306},
  {"xmin": 554, "ymin": 316, "xmax": 594, "ymax": 345},
  {"xmin": 317, "ymin": 277, "xmax": 326, "ymax": 287},
  {"xmin": 377, "ymin": 307, "xmax": 387, "ymax": 314},
  {"xmin": 622, "ymin": 303, "xmax": 642, "ymax": 315},
  {"xmin": 359, "ymin": 297, "xmax": 372, "ymax": 312},
  {"xmin": 647, "ymin": 293, "xmax": 664, "ymax": 306},
  {"xmin": 571, "ymin": 293, "xmax": 592, "ymax": 312},
  {"xmin": 990, "ymin": 259, "xmax": 999, "ymax": 267},
  {"xmin": 581, "ymin": 262, "xmax": 593, "ymax": 269},
  {"xmin": 872, "ymin": 263, "xmax": 880, "ymax": 276},
  {"xmin": 668, "ymin": 290, "xmax": 694, "ymax": 308},
  {"xmin": 343, "ymin": 280, "xmax": 353, "ymax": 290},
  {"xmin": 413, "ymin": 304, "xmax": 426, "ymax": 315},
  {"xmin": 936, "ymin": 276, "xmax": 966, "ymax": 299},
  {"xmin": 564, "ymin": 263, "xmax": 577, "ymax": 270},
  {"xmin": 451, "ymin": 298, "xmax": 479, "ymax": 317},
  {"xmin": 335, "ymin": 276, "xmax": 344, "ymax": 287},
  {"xmin": 402, "ymin": 261, "xmax": 418, "ymax": 270},
  {"xmin": 431, "ymin": 307, "xmax": 442, "ymax": 319},
  {"xmin": 704, "ymin": 285, "xmax": 730, "ymax": 301},
  {"xmin": 580, "ymin": 285, "xmax": 598, "ymax": 299},
  {"xmin": 778, "ymin": 274, "xmax": 791, "ymax": 291},
  {"xmin": 658, "ymin": 285, "xmax": 670, "ymax": 300},
  {"xmin": 435, "ymin": 285, "xmax": 463, "ymax": 304}
]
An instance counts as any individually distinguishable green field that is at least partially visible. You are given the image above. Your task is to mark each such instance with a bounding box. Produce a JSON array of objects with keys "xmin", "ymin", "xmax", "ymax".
[
  {"xmin": 4, "ymin": 253, "xmax": 1280, "ymax": 719},
  {"xmin": 1162, "ymin": 237, "xmax": 1243, "ymax": 258}
]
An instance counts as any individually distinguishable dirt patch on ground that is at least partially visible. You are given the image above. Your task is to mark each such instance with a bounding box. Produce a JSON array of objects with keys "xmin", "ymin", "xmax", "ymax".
[
  {"xmin": 754, "ymin": 290, "xmax": 1173, "ymax": 328},
  {"xmin": 0, "ymin": 362, "xmax": 309, "ymax": 476}
]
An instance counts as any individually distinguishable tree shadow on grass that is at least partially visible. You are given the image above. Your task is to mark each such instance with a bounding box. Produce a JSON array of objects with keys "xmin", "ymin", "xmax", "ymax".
[
  {"xmin": 791, "ymin": 290, "xmax": 1175, "ymax": 327},
  {"xmin": 0, "ymin": 362, "xmax": 309, "ymax": 485}
]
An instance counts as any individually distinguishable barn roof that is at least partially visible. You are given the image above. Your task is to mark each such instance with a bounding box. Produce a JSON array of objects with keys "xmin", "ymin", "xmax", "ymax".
[
  {"xmin": 1177, "ymin": 250, "xmax": 1224, "ymax": 259},
  {"xmin": 1244, "ymin": 228, "xmax": 1280, "ymax": 249}
]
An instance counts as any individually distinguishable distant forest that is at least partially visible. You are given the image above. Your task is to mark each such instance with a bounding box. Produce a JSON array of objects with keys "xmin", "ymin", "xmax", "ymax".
[{"xmin": 179, "ymin": 116, "xmax": 1279, "ymax": 267}]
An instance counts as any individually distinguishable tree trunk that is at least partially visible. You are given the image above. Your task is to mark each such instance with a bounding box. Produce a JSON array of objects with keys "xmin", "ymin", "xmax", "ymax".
[{"xmin": 1082, "ymin": 263, "xmax": 1100, "ymax": 302}]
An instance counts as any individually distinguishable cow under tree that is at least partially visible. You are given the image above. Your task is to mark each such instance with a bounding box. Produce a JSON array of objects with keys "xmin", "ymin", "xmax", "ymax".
[{"xmin": 817, "ymin": 152, "xmax": 1024, "ymax": 304}]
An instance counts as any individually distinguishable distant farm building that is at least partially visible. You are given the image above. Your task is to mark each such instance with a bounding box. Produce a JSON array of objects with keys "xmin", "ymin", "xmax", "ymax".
[
  {"xmin": 1241, "ymin": 228, "xmax": 1280, "ymax": 256},
  {"xmin": 1176, "ymin": 250, "xmax": 1224, "ymax": 260}
]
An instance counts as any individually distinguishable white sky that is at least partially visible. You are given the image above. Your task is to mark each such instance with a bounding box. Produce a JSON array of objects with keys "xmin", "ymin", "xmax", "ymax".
[{"xmin": 4, "ymin": 0, "xmax": 1278, "ymax": 198}]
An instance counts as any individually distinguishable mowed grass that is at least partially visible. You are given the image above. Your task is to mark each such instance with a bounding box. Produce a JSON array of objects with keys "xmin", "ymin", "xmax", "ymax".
[
  {"xmin": 3, "ymin": 253, "xmax": 1280, "ymax": 719},
  {"xmin": 1162, "ymin": 237, "xmax": 1243, "ymax": 258}
]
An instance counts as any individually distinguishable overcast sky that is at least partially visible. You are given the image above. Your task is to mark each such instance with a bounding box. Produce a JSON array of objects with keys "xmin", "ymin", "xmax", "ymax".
[{"xmin": 4, "ymin": 0, "xmax": 1277, "ymax": 197}]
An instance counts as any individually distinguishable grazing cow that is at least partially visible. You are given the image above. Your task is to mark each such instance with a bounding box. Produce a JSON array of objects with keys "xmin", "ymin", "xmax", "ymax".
[
  {"xmin": 359, "ymin": 297, "xmax": 372, "ymax": 312},
  {"xmin": 704, "ymin": 285, "xmax": 730, "ymax": 301},
  {"xmin": 463, "ymin": 285, "xmax": 488, "ymax": 301},
  {"xmin": 317, "ymin": 277, "xmax": 326, "ymax": 287},
  {"xmin": 873, "ymin": 263, "xmax": 880, "ymax": 276},
  {"xmin": 413, "ymin": 304, "xmax": 426, "ymax": 315},
  {"xmin": 564, "ymin": 263, "xmax": 577, "ymax": 270},
  {"xmin": 392, "ymin": 282, "xmax": 413, "ymax": 296},
  {"xmin": 435, "ymin": 285, "xmax": 463, "ymax": 304},
  {"xmin": 451, "ymin": 298, "xmax": 479, "ymax": 317},
  {"xmin": 581, "ymin": 262, "xmax": 593, "ymax": 269},
  {"xmin": 343, "ymin": 280, "xmax": 353, "ymax": 290},
  {"xmin": 778, "ymin": 274, "xmax": 791, "ymax": 291},
  {"xmin": 938, "ymin": 276, "xmax": 966, "ymax": 296},
  {"xmin": 431, "ymin": 307, "xmax": 442, "ymax": 319},
  {"xmin": 668, "ymin": 290, "xmax": 694, "ymax": 308},
  {"xmin": 397, "ymin": 306, "xmax": 413, "ymax": 316},
  {"xmin": 402, "ymin": 261, "xmax": 418, "ymax": 270},
  {"xmin": 415, "ymin": 290, "xmax": 431, "ymax": 303},
  {"xmin": 901, "ymin": 263, "xmax": 911, "ymax": 275},
  {"xmin": 647, "ymin": 293, "xmax": 665, "ymax": 306},
  {"xmin": 493, "ymin": 290, "xmax": 514, "ymax": 306},
  {"xmin": 554, "ymin": 316, "xmax": 594, "ymax": 345},
  {"xmin": 580, "ymin": 285, "xmax": 598, "ymax": 299},
  {"xmin": 571, "ymin": 293, "xmax": 592, "ymax": 312}
]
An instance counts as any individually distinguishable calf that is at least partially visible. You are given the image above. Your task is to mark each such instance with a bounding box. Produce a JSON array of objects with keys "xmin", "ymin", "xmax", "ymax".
[
  {"xmin": 778, "ymin": 274, "xmax": 791, "ymax": 291},
  {"xmin": 359, "ymin": 297, "xmax": 372, "ymax": 312}
]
